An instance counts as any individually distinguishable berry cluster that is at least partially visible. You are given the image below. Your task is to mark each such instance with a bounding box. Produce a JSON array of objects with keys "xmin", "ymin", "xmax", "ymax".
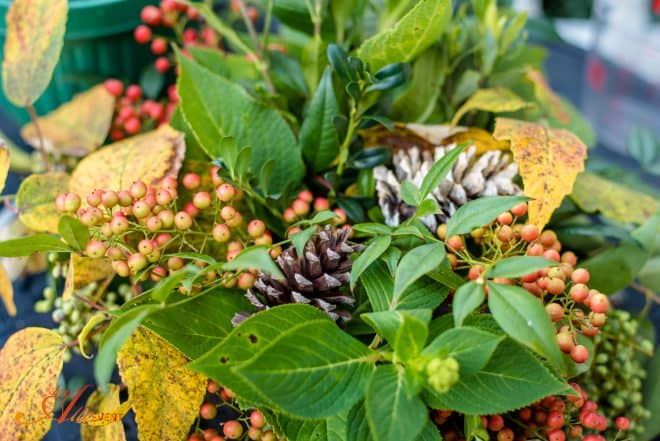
[
  {"xmin": 282, "ymin": 190, "xmax": 348, "ymax": 235},
  {"xmin": 103, "ymin": 80, "xmax": 179, "ymax": 141},
  {"xmin": 187, "ymin": 380, "xmax": 283, "ymax": 441},
  {"xmin": 433, "ymin": 382, "xmax": 632, "ymax": 440},
  {"xmin": 439, "ymin": 202, "xmax": 609, "ymax": 364},
  {"xmin": 579, "ymin": 309, "xmax": 653, "ymax": 437},
  {"xmin": 55, "ymin": 168, "xmax": 274, "ymax": 291}
]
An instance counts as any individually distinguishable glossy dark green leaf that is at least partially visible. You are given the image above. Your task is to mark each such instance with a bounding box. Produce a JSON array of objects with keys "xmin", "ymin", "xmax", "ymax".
[
  {"xmin": 327, "ymin": 44, "xmax": 355, "ymax": 83},
  {"xmin": 422, "ymin": 326, "xmax": 503, "ymax": 375},
  {"xmin": 350, "ymin": 147, "xmax": 391, "ymax": 169}
]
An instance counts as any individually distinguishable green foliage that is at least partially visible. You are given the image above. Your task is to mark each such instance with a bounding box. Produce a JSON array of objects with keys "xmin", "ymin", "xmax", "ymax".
[
  {"xmin": 488, "ymin": 256, "xmax": 557, "ymax": 278},
  {"xmin": 422, "ymin": 326, "xmax": 503, "ymax": 375},
  {"xmin": 446, "ymin": 195, "xmax": 529, "ymax": 237},
  {"xmin": 57, "ymin": 216, "xmax": 89, "ymax": 252},
  {"xmin": 0, "ymin": 234, "xmax": 71, "ymax": 256},
  {"xmin": 452, "ymin": 282, "xmax": 485, "ymax": 327},
  {"xmin": 394, "ymin": 243, "xmax": 446, "ymax": 298}
]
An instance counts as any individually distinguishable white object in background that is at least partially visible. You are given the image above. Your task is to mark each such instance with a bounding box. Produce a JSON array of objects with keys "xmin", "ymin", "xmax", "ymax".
[
  {"xmin": 512, "ymin": 0, "xmax": 542, "ymax": 18},
  {"xmin": 594, "ymin": 0, "xmax": 650, "ymax": 31}
]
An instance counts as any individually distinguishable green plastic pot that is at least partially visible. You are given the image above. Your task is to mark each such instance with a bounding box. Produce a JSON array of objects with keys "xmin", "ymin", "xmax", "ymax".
[{"xmin": 0, "ymin": 0, "xmax": 156, "ymax": 124}]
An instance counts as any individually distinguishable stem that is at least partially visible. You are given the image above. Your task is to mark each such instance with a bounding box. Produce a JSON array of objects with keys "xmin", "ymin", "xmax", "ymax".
[
  {"xmin": 236, "ymin": 0, "xmax": 275, "ymax": 93},
  {"xmin": 337, "ymin": 103, "xmax": 358, "ymax": 176},
  {"xmin": 312, "ymin": 0, "xmax": 323, "ymax": 39},
  {"xmin": 261, "ymin": 0, "xmax": 273, "ymax": 51},
  {"xmin": 26, "ymin": 105, "xmax": 49, "ymax": 171}
]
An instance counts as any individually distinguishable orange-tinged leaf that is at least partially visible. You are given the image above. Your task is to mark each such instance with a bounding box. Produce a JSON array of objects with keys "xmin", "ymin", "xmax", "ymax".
[
  {"xmin": 451, "ymin": 88, "xmax": 531, "ymax": 126},
  {"xmin": 360, "ymin": 123, "xmax": 462, "ymax": 152},
  {"xmin": 2, "ymin": 0, "xmax": 68, "ymax": 107},
  {"xmin": 62, "ymin": 254, "xmax": 115, "ymax": 301},
  {"xmin": 0, "ymin": 327, "xmax": 65, "ymax": 439},
  {"xmin": 571, "ymin": 172, "xmax": 658, "ymax": 224},
  {"xmin": 117, "ymin": 327, "xmax": 206, "ymax": 441},
  {"xmin": 0, "ymin": 264, "xmax": 15, "ymax": 316},
  {"xmin": 441, "ymin": 127, "xmax": 510, "ymax": 154},
  {"xmin": 16, "ymin": 172, "xmax": 70, "ymax": 233},
  {"xmin": 493, "ymin": 118, "xmax": 587, "ymax": 229},
  {"xmin": 80, "ymin": 384, "xmax": 128, "ymax": 441},
  {"xmin": 69, "ymin": 125, "xmax": 185, "ymax": 201},
  {"xmin": 21, "ymin": 85, "xmax": 116, "ymax": 156},
  {"xmin": 0, "ymin": 141, "xmax": 9, "ymax": 194}
]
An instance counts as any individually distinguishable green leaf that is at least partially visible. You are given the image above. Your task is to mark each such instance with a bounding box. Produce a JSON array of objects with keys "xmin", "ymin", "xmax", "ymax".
[
  {"xmin": 57, "ymin": 215, "xmax": 89, "ymax": 251},
  {"xmin": 451, "ymin": 70, "xmax": 481, "ymax": 106},
  {"xmin": 176, "ymin": 50, "xmax": 304, "ymax": 195},
  {"xmin": 394, "ymin": 310, "xmax": 432, "ymax": 361},
  {"xmin": 297, "ymin": 210, "xmax": 340, "ymax": 226},
  {"xmin": 398, "ymin": 276, "xmax": 449, "ymax": 310},
  {"xmin": 464, "ymin": 414, "xmax": 490, "ymax": 441},
  {"xmin": 487, "ymin": 282, "xmax": 563, "ymax": 372},
  {"xmin": 488, "ymin": 256, "xmax": 556, "ymax": 278},
  {"xmin": 0, "ymin": 234, "xmax": 71, "ymax": 257},
  {"xmin": 451, "ymin": 88, "xmax": 530, "ymax": 126},
  {"xmin": 446, "ymin": 196, "xmax": 529, "ymax": 237},
  {"xmin": 501, "ymin": 12, "xmax": 528, "ymax": 50},
  {"xmin": 639, "ymin": 256, "xmax": 660, "ymax": 292},
  {"xmin": 140, "ymin": 64, "xmax": 165, "ymax": 99},
  {"xmin": 452, "ymin": 281, "xmax": 485, "ymax": 327},
  {"xmin": 189, "ymin": 46, "xmax": 259, "ymax": 81},
  {"xmin": 640, "ymin": 348, "xmax": 660, "ymax": 441},
  {"xmin": 423, "ymin": 339, "xmax": 573, "ymax": 414},
  {"xmin": 189, "ymin": 305, "xmax": 330, "ymax": 408},
  {"xmin": 357, "ymin": 0, "xmax": 452, "ymax": 71},
  {"xmin": 627, "ymin": 126, "xmax": 658, "ymax": 166},
  {"xmin": 401, "ymin": 180, "xmax": 420, "ymax": 206},
  {"xmin": 192, "ymin": 3, "xmax": 253, "ymax": 55},
  {"xmin": 365, "ymin": 365, "xmax": 427, "ymax": 441},
  {"xmin": 361, "ymin": 260, "xmax": 394, "ymax": 312},
  {"xmin": 290, "ymin": 226, "xmax": 317, "ymax": 257},
  {"xmin": 415, "ymin": 199, "xmax": 440, "ymax": 218},
  {"xmin": 422, "ymin": 326, "xmax": 503, "ymax": 375},
  {"xmin": 145, "ymin": 287, "xmax": 252, "ymax": 359},
  {"xmin": 222, "ymin": 246, "xmax": 284, "ymax": 280},
  {"xmin": 394, "ymin": 243, "xmax": 446, "ymax": 299},
  {"xmin": 351, "ymin": 235, "xmax": 392, "ymax": 290},
  {"xmin": 346, "ymin": 401, "xmax": 373, "ymax": 441},
  {"xmin": 580, "ymin": 243, "xmax": 650, "ymax": 294},
  {"xmin": 419, "ymin": 144, "xmax": 465, "ymax": 200},
  {"xmin": 149, "ymin": 267, "xmax": 199, "ymax": 303},
  {"xmin": 266, "ymin": 411, "xmax": 347, "ymax": 441},
  {"xmin": 95, "ymin": 305, "xmax": 158, "ymax": 390},
  {"xmin": 237, "ymin": 309, "xmax": 375, "ymax": 418},
  {"xmin": 416, "ymin": 420, "xmax": 442, "ymax": 440},
  {"xmin": 270, "ymin": 51, "xmax": 308, "ymax": 96}
]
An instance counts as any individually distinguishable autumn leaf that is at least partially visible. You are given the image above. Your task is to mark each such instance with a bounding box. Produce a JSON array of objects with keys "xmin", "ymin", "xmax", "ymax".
[
  {"xmin": 451, "ymin": 88, "xmax": 531, "ymax": 126},
  {"xmin": 441, "ymin": 127, "xmax": 510, "ymax": 154},
  {"xmin": 493, "ymin": 118, "xmax": 587, "ymax": 229},
  {"xmin": 1, "ymin": 0, "xmax": 68, "ymax": 107},
  {"xmin": 16, "ymin": 171, "xmax": 70, "ymax": 233},
  {"xmin": 63, "ymin": 254, "xmax": 115, "ymax": 301},
  {"xmin": 21, "ymin": 85, "xmax": 116, "ymax": 156},
  {"xmin": 0, "ymin": 142, "xmax": 9, "ymax": 194},
  {"xmin": 80, "ymin": 384, "xmax": 128, "ymax": 441},
  {"xmin": 0, "ymin": 264, "xmax": 15, "ymax": 316},
  {"xmin": 69, "ymin": 125, "xmax": 185, "ymax": 201},
  {"xmin": 0, "ymin": 327, "xmax": 65, "ymax": 439},
  {"xmin": 526, "ymin": 70, "xmax": 570, "ymax": 125},
  {"xmin": 117, "ymin": 327, "xmax": 206, "ymax": 441},
  {"xmin": 360, "ymin": 123, "xmax": 462, "ymax": 152},
  {"xmin": 571, "ymin": 172, "xmax": 658, "ymax": 224}
]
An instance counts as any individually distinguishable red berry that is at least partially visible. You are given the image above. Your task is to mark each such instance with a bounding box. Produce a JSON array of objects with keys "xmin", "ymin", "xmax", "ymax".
[
  {"xmin": 183, "ymin": 28, "xmax": 198, "ymax": 44},
  {"xmin": 488, "ymin": 415, "xmax": 504, "ymax": 431},
  {"xmin": 132, "ymin": 200, "xmax": 151, "ymax": 218},
  {"xmin": 220, "ymin": 206, "xmax": 237, "ymax": 221},
  {"xmin": 546, "ymin": 278, "xmax": 565, "ymax": 295},
  {"xmin": 497, "ymin": 212, "xmax": 513, "ymax": 225},
  {"xmin": 520, "ymin": 224, "xmax": 539, "ymax": 242},
  {"xmin": 156, "ymin": 189, "xmax": 172, "ymax": 206},
  {"xmin": 615, "ymin": 416, "xmax": 630, "ymax": 431},
  {"xmin": 247, "ymin": 220, "xmax": 266, "ymax": 238},
  {"xmin": 446, "ymin": 235, "xmax": 463, "ymax": 251},
  {"xmin": 134, "ymin": 25, "xmax": 152, "ymax": 44},
  {"xmin": 570, "ymin": 284, "xmax": 589, "ymax": 303},
  {"xmin": 167, "ymin": 257, "xmax": 184, "ymax": 271},
  {"xmin": 247, "ymin": 427, "xmax": 261, "ymax": 440},
  {"xmin": 571, "ymin": 268, "xmax": 590, "ymax": 284},
  {"xmin": 207, "ymin": 380, "xmax": 221, "ymax": 394},
  {"xmin": 161, "ymin": 0, "xmax": 177, "ymax": 12},
  {"xmin": 246, "ymin": 6, "xmax": 259, "ymax": 21},
  {"xmin": 199, "ymin": 402, "xmax": 217, "ymax": 420},
  {"xmin": 213, "ymin": 224, "xmax": 231, "ymax": 243},
  {"xmin": 155, "ymin": 57, "xmax": 170, "ymax": 73},
  {"xmin": 570, "ymin": 344, "xmax": 589, "ymax": 363},
  {"xmin": 216, "ymin": 183, "xmax": 236, "ymax": 202},
  {"xmin": 589, "ymin": 293, "xmax": 609, "ymax": 313},
  {"xmin": 583, "ymin": 435, "xmax": 605, "ymax": 441},
  {"xmin": 64, "ymin": 193, "xmax": 82, "ymax": 212},
  {"xmin": 138, "ymin": 239, "xmax": 155, "ymax": 255},
  {"xmin": 545, "ymin": 303, "xmax": 563, "ymax": 321},
  {"xmin": 127, "ymin": 253, "xmax": 148, "ymax": 272},
  {"xmin": 510, "ymin": 202, "xmax": 528, "ymax": 217},
  {"xmin": 184, "ymin": 202, "xmax": 200, "ymax": 217},
  {"xmin": 298, "ymin": 190, "xmax": 313, "ymax": 203},
  {"xmin": 237, "ymin": 272, "xmax": 256, "ymax": 290},
  {"xmin": 468, "ymin": 265, "xmax": 484, "ymax": 281},
  {"xmin": 182, "ymin": 173, "xmax": 201, "ymax": 190},
  {"xmin": 104, "ymin": 79, "xmax": 124, "ymax": 97},
  {"xmin": 546, "ymin": 411, "xmax": 565, "ymax": 430},
  {"xmin": 313, "ymin": 197, "xmax": 330, "ymax": 211},
  {"xmin": 496, "ymin": 428, "xmax": 514, "ymax": 441},
  {"xmin": 249, "ymin": 410, "xmax": 266, "ymax": 429},
  {"xmin": 151, "ymin": 37, "xmax": 168, "ymax": 55},
  {"xmin": 223, "ymin": 420, "xmax": 243, "ymax": 439},
  {"xmin": 141, "ymin": 5, "xmax": 161, "ymax": 25},
  {"xmin": 226, "ymin": 212, "xmax": 243, "ymax": 228},
  {"xmin": 187, "ymin": 7, "xmax": 199, "ymax": 19},
  {"xmin": 557, "ymin": 332, "xmax": 575, "ymax": 353},
  {"xmin": 85, "ymin": 240, "xmax": 107, "ymax": 259},
  {"xmin": 158, "ymin": 210, "xmax": 175, "ymax": 228},
  {"xmin": 543, "ymin": 249, "xmax": 561, "ymax": 262},
  {"xmin": 561, "ymin": 251, "xmax": 577, "ymax": 266},
  {"xmin": 203, "ymin": 428, "xmax": 218, "ymax": 441},
  {"xmin": 193, "ymin": 192, "xmax": 212, "ymax": 209},
  {"xmin": 188, "ymin": 435, "xmax": 203, "ymax": 441},
  {"xmin": 283, "ymin": 207, "xmax": 297, "ymax": 223},
  {"xmin": 333, "ymin": 208, "xmax": 348, "ymax": 225},
  {"xmin": 547, "ymin": 429, "xmax": 565, "ymax": 441},
  {"xmin": 497, "ymin": 225, "xmax": 514, "ymax": 242},
  {"xmin": 175, "ymin": 211, "xmax": 193, "ymax": 230},
  {"xmin": 130, "ymin": 181, "xmax": 147, "ymax": 198},
  {"xmin": 112, "ymin": 261, "xmax": 130, "ymax": 277},
  {"xmin": 540, "ymin": 230, "xmax": 558, "ymax": 246},
  {"xmin": 126, "ymin": 84, "xmax": 142, "ymax": 102},
  {"xmin": 292, "ymin": 199, "xmax": 310, "ymax": 216},
  {"xmin": 151, "ymin": 266, "xmax": 168, "ymax": 282}
]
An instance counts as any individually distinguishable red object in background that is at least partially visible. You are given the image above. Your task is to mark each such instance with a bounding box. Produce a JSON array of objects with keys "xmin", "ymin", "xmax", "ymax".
[
  {"xmin": 653, "ymin": 0, "xmax": 660, "ymax": 15},
  {"xmin": 586, "ymin": 57, "xmax": 606, "ymax": 92}
]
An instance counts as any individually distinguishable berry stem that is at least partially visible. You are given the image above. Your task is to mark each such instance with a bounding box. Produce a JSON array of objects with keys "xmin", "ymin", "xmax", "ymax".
[
  {"xmin": 235, "ymin": 0, "xmax": 275, "ymax": 93},
  {"xmin": 26, "ymin": 105, "xmax": 50, "ymax": 171},
  {"xmin": 337, "ymin": 103, "xmax": 358, "ymax": 176}
]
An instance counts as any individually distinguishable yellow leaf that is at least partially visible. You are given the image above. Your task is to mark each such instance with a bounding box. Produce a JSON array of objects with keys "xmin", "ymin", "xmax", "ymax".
[
  {"xmin": 493, "ymin": 118, "xmax": 587, "ymax": 229},
  {"xmin": 21, "ymin": 85, "xmax": 116, "ymax": 156},
  {"xmin": 440, "ymin": 127, "xmax": 510, "ymax": 155},
  {"xmin": 69, "ymin": 125, "xmax": 185, "ymax": 201},
  {"xmin": 526, "ymin": 69, "xmax": 571, "ymax": 125},
  {"xmin": 451, "ymin": 88, "xmax": 531, "ymax": 126},
  {"xmin": 117, "ymin": 327, "xmax": 206, "ymax": 441},
  {"xmin": 360, "ymin": 123, "xmax": 462, "ymax": 152},
  {"xmin": 0, "ymin": 141, "xmax": 9, "ymax": 194},
  {"xmin": 80, "ymin": 384, "xmax": 128, "ymax": 441},
  {"xmin": 2, "ymin": 0, "xmax": 68, "ymax": 107},
  {"xmin": 0, "ymin": 264, "xmax": 15, "ymax": 316},
  {"xmin": 62, "ymin": 254, "xmax": 115, "ymax": 301},
  {"xmin": 0, "ymin": 327, "xmax": 65, "ymax": 439},
  {"xmin": 16, "ymin": 171, "xmax": 70, "ymax": 233},
  {"xmin": 571, "ymin": 172, "xmax": 658, "ymax": 224}
]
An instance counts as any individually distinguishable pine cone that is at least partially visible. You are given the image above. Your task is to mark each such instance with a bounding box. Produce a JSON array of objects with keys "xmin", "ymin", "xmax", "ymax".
[
  {"xmin": 232, "ymin": 226, "xmax": 363, "ymax": 326},
  {"xmin": 374, "ymin": 144, "xmax": 521, "ymax": 231}
]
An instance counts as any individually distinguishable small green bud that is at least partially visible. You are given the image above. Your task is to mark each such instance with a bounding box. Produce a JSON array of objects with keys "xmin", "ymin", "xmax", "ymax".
[{"xmin": 426, "ymin": 357, "xmax": 460, "ymax": 393}]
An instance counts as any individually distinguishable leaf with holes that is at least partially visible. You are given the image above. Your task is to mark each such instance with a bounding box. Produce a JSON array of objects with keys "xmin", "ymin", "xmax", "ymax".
[
  {"xmin": 69, "ymin": 125, "xmax": 185, "ymax": 202},
  {"xmin": 117, "ymin": 327, "xmax": 206, "ymax": 441},
  {"xmin": 21, "ymin": 85, "xmax": 115, "ymax": 156},
  {"xmin": 0, "ymin": 328, "xmax": 65, "ymax": 438},
  {"xmin": 493, "ymin": 118, "xmax": 587, "ymax": 229},
  {"xmin": 16, "ymin": 171, "xmax": 69, "ymax": 233},
  {"xmin": 2, "ymin": 0, "xmax": 67, "ymax": 106}
]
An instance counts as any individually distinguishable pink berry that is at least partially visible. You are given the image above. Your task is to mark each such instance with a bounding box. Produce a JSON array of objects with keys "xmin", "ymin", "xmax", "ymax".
[
  {"xmin": 110, "ymin": 216, "xmax": 129, "ymax": 234},
  {"xmin": 615, "ymin": 416, "xmax": 630, "ymax": 431},
  {"xmin": 184, "ymin": 202, "xmax": 200, "ymax": 217},
  {"xmin": 112, "ymin": 261, "xmax": 130, "ymax": 277},
  {"xmin": 155, "ymin": 57, "xmax": 170, "ymax": 73},
  {"xmin": 213, "ymin": 224, "xmax": 231, "ymax": 242},
  {"xmin": 126, "ymin": 84, "xmax": 142, "ymax": 102},
  {"xmin": 86, "ymin": 190, "xmax": 103, "ymax": 207},
  {"xmin": 156, "ymin": 189, "xmax": 172, "ymax": 206},
  {"xmin": 292, "ymin": 199, "xmax": 310, "ymax": 216},
  {"xmin": 570, "ymin": 344, "xmax": 589, "ymax": 363},
  {"xmin": 151, "ymin": 37, "xmax": 168, "ymax": 55},
  {"xmin": 134, "ymin": 25, "xmax": 152, "ymax": 44},
  {"xmin": 220, "ymin": 206, "xmax": 237, "ymax": 221},
  {"xmin": 193, "ymin": 191, "xmax": 211, "ymax": 209},
  {"xmin": 158, "ymin": 210, "xmax": 175, "ymax": 228},
  {"xmin": 101, "ymin": 190, "xmax": 118, "ymax": 208},
  {"xmin": 589, "ymin": 293, "xmax": 609, "ymax": 313},
  {"xmin": 127, "ymin": 253, "xmax": 148, "ymax": 272},
  {"xmin": 132, "ymin": 200, "xmax": 151, "ymax": 218},
  {"xmin": 572, "ymin": 268, "xmax": 590, "ymax": 284},
  {"xmin": 124, "ymin": 117, "xmax": 141, "ymax": 134},
  {"xmin": 283, "ymin": 207, "xmax": 297, "ymax": 223},
  {"xmin": 138, "ymin": 239, "xmax": 155, "ymax": 255},
  {"xmin": 168, "ymin": 257, "xmax": 184, "ymax": 271},
  {"xmin": 85, "ymin": 240, "xmax": 107, "ymax": 259},
  {"xmin": 130, "ymin": 181, "xmax": 147, "ymax": 198},
  {"xmin": 182, "ymin": 173, "xmax": 201, "ymax": 190},
  {"xmin": 313, "ymin": 197, "xmax": 330, "ymax": 211},
  {"xmin": 175, "ymin": 211, "xmax": 193, "ymax": 230},
  {"xmin": 199, "ymin": 402, "xmax": 217, "ymax": 420},
  {"xmin": 545, "ymin": 303, "xmax": 563, "ymax": 321},
  {"xmin": 249, "ymin": 410, "xmax": 265, "ymax": 429},
  {"xmin": 216, "ymin": 183, "xmax": 236, "ymax": 202},
  {"xmin": 223, "ymin": 420, "xmax": 243, "ymax": 439},
  {"xmin": 103, "ymin": 79, "xmax": 124, "ymax": 97},
  {"xmin": 247, "ymin": 220, "xmax": 266, "ymax": 238},
  {"xmin": 64, "ymin": 193, "xmax": 82, "ymax": 212},
  {"xmin": 141, "ymin": 5, "xmax": 161, "ymax": 25},
  {"xmin": 298, "ymin": 190, "xmax": 313, "ymax": 203}
]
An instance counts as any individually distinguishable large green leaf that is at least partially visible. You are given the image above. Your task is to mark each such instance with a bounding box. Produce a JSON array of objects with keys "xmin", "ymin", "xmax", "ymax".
[
  {"xmin": 394, "ymin": 243, "xmax": 446, "ymax": 299},
  {"xmin": 351, "ymin": 235, "xmax": 392, "ymax": 290},
  {"xmin": 640, "ymin": 348, "xmax": 660, "ymax": 441},
  {"xmin": 347, "ymin": 401, "xmax": 373, "ymax": 441},
  {"xmin": 394, "ymin": 310, "xmax": 432, "ymax": 361},
  {"xmin": 176, "ymin": 51, "xmax": 304, "ymax": 195},
  {"xmin": 266, "ymin": 411, "xmax": 347, "ymax": 441},
  {"xmin": 487, "ymin": 282, "xmax": 563, "ymax": 372},
  {"xmin": 580, "ymin": 243, "xmax": 650, "ymax": 294},
  {"xmin": 446, "ymin": 196, "xmax": 529, "ymax": 237},
  {"xmin": 0, "ymin": 235, "xmax": 71, "ymax": 257},
  {"xmin": 358, "ymin": 0, "xmax": 452, "ymax": 71},
  {"xmin": 144, "ymin": 288, "xmax": 251, "ymax": 359},
  {"xmin": 237, "ymin": 309, "xmax": 375, "ymax": 418},
  {"xmin": 424, "ymin": 339, "xmax": 573, "ymax": 414},
  {"xmin": 300, "ymin": 67, "xmax": 341, "ymax": 171},
  {"xmin": 422, "ymin": 326, "xmax": 503, "ymax": 375},
  {"xmin": 488, "ymin": 256, "xmax": 556, "ymax": 278},
  {"xmin": 365, "ymin": 365, "xmax": 427, "ymax": 441},
  {"xmin": 452, "ymin": 281, "xmax": 484, "ymax": 327},
  {"xmin": 57, "ymin": 215, "xmax": 89, "ymax": 252}
]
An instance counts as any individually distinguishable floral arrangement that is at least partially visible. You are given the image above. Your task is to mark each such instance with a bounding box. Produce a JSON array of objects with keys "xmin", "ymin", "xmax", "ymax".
[{"xmin": 0, "ymin": 1, "xmax": 658, "ymax": 441}]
